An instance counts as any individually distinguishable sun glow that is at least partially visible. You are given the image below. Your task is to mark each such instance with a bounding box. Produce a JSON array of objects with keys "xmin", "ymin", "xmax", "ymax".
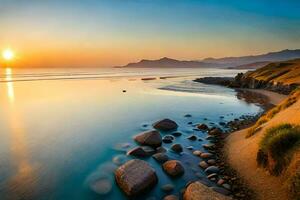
[{"xmin": 2, "ymin": 49, "xmax": 15, "ymax": 61}]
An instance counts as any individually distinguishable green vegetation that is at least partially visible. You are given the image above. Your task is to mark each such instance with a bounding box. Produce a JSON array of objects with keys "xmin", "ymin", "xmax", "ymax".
[
  {"xmin": 246, "ymin": 89, "xmax": 300, "ymax": 138},
  {"xmin": 257, "ymin": 124, "xmax": 300, "ymax": 175}
]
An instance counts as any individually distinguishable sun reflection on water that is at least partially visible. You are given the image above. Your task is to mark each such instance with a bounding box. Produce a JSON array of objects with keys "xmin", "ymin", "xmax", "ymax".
[{"xmin": 5, "ymin": 67, "xmax": 15, "ymax": 102}]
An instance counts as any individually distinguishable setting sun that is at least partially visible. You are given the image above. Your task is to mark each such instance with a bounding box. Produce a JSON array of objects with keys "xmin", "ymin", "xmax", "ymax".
[{"xmin": 2, "ymin": 49, "xmax": 14, "ymax": 61}]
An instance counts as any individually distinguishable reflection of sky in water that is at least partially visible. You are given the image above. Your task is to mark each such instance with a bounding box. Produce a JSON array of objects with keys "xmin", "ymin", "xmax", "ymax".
[{"xmin": 0, "ymin": 68, "xmax": 260, "ymax": 200}]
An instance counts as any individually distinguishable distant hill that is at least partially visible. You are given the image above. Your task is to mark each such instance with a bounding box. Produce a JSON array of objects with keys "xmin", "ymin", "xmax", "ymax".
[
  {"xmin": 202, "ymin": 49, "xmax": 300, "ymax": 67},
  {"xmin": 228, "ymin": 61, "xmax": 271, "ymax": 70},
  {"xmin": 117, "ymin": 57, "xmax": 223, "ymax": 68}
]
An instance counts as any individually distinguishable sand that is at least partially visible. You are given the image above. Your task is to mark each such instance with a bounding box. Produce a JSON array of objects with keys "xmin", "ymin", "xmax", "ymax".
[{"xmin": 224, "ymin": 89, "xmax": 300, "ymax": 200}]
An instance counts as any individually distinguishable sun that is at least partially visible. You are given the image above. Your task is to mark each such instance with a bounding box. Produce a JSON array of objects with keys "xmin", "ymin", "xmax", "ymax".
[{"xmin": 2, "ymin": 49, "xmax": 15, "ymax": 61}]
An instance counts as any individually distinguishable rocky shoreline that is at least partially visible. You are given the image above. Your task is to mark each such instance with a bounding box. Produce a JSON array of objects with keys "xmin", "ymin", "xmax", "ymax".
[{"xmin": 112, "ymin": 106, "xmax": 268, "ymax": 200}]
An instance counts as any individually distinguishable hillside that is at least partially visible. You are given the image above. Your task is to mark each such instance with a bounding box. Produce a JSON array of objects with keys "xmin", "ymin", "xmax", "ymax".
[
  {"xmin": 203, "ymin": 49, "xmax": 300, "ymax": 67},
  {"xmin": 228, "ymin": 61, "xmax": 270, "ymax": 70},
  {"xmin": 117, "ymin": 57, "xmax": 222, "ymax": 68},
  {"xmin": 232, "ymin": 59, "xmax": 300, "ymax": 94},
  {"xmin": 225, "ymin": 89, "xmax": 300, "ymax": 200}
]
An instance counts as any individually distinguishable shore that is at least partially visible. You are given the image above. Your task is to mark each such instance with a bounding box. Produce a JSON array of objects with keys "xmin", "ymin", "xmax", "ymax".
[{"xmin": 224, "ymin": 89, "xmax": 290, "ymax": 200}]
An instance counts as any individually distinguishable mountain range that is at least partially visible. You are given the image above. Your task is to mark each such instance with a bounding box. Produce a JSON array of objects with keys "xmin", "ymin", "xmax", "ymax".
[{"xmin": 117, "ymin": 49, "xmax": 300, "ymax": 69}]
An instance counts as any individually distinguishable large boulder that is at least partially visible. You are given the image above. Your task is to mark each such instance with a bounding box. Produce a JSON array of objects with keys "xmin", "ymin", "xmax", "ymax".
[
  {"xmin": 115, "ymin": 159, "xmax": 158, "ymax": 197},
  {"xmin": 162, "ymin": 160, "xmax": 184, "ymax": 177},
  {"xmin": 153, "ymin": 119, "xmax": 178, "ymax": 131},
  {"xmin": 184, "ymin": 181, "xmax": 232, "ymax": 200},
  {"xmin": 134, "ymin": 130, "xmax": 162, "ymax": 147}
]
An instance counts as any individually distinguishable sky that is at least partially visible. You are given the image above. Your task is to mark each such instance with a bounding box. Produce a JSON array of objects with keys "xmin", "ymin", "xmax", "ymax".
[{"xmin": 0, "ymin": 0, "xmax": 299, "ymax": 67}]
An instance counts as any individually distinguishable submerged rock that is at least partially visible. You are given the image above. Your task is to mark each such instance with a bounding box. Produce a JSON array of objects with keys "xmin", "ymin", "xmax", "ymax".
[
  {"xmin": 153, "ymin": 119, "xmax": 178, "ymax": 131},
  {"xmin": 161, "ymin": 184, "xmax": 175, "ymax": 192},
  {"xmin": 209, "ymin": 128, "xmax": 223, "ymax": 136},
  {"xmin": 171, "ymin": 144, "xmax": 183, "ymax": 153},
  {"xmin": 90, "ymin": 178, "xmax": 112, "ymax": 195},
  {"xmin": 152, "ymin": 153, "xmax": 169, "ymax": 163},
  {"xmin": 197, "ymin": 123, "xmax": 209, "ymax": 130},
  {"xmin": 134, "ymin": 130, "xmax": 162, "ymax": 147},
  {"xmin": 184, "ymin": 114, "xmax": 192, "ymax": 118},
  {"xmin": 115, "ymin": 159, "xmax": 158, "ymax": 197},
  {"xmin": 186, "ymin": 135, "xmax": 197, "ymax": 141},
  {"xmin": 193, "ymin": 150, "xmax": 202, "ymax": 156},
  {"xmin": 163, "ymin": 160, "xmax": 184, "ymax": 177},
  {"xmin": 172, "ymin": 132, "xmax": 182, "ymax": 137},
  {"xmin": 127, "ymin": 146, "xmax": 155, "ymax": 157},
  {"xmin": 156, "ymin": 146, "xmax": 167, "ymax": 153},
  {"xmin": 162, "ymin": 135, "xmax": 175, "ymax": 143},
  {"xmin": 112, "ymin": 155, "xmax": 128, "ymax": 166}
]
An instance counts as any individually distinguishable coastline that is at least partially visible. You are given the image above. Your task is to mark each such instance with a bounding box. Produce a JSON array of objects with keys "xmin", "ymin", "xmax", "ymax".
[{"xmin": 223, "ymin": 89, "xmax": 289, "ymax": 200}]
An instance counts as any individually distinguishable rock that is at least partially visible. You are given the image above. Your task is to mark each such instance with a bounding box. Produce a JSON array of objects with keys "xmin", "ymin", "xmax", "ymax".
[
  {"xmin": 198, "ymin": 138, "xmax": 203, "ymax": 141},
  {"xmin": 199, "ymin": 161, "xmax": 209, "ymax": 169},
  {"xmin": 200, "ymin": 152, "xmax": 214, "ymax": 159},
  {"xmin": 171, "ymin": 144, "xmax": 183, "ymax": 153},
  {"xmin": 161, "ymin": 184, "xmax": 174, "ymax": 192},
  {"xmin": 187, "ymin": 122, "xmax": 193, "ymax": 125},
  {"xmin": 152, "ymin": 153, "xmax": 169, "ymax": 163},
  {"xmin": 156, "ymin": 146, "xmax": 167, "ymax": 153},
  {"xmin": 209, "ymin": 128, "xmax": 223, "ymax": 135},
  {"xmin": 217, "ymin": 179, "xmax": 225, "ymax": 185},
  {"xmin": 90, "ymin": 178, "xmax": 112, "ymax": 195},
  {"xmin": 162, "ymin": 160, "xmax": 184, "ymax": 177},
  {"xmin": 193, "ymin": 150, "xmax": 202, "ymax": 156},
  {"xmin": 205, "ymin": 166, "xmax": 219, "ymax": 174},
  {"xmin": 134, "ymin": 130, "xmax": 162, "ymax": 147},
  {"xmin": 186, "ymin": 135, "xmax": 197, "ymax": 141},
  {"xmin": 197, "ymin": 123, "xmax": 209, "ymax": 130},
  {"xmin": 112, "ymin": 155, "xmax": 128, "ymax": 166},
  {"xmin": 153, "ymin": 119, "xmax": 178, "ymax": 131},
  {"xmin": 115, "ymin": 159, "xmax": 158, "ymax": 196},
  {"xmin": 184, "ymin": 114, "xmax": 192, "ymax": 118},
  {"xmin": 184, "ymin": 181, "xmax": 232, "ymax": 200},
  {"xmin": 164, "ymin": 195, "xmax": 179, "ymax": 200},
  {"xmin": 207, "ymin": 159, "xmax": 216, "ymax": 165},
  {"xmin": 186, "ymin": 146, "xmax": 194, "ymax": 150},
  {"xmin": 212, "ymin": 187, "xmax": 231, "ymax": 196},
  {"xmin": 127, "ymin": 146, "xmax": 155, "ymax": 157},
  {"xmin": 162, "ymin": 135, "xmax": 175, "ymax": 143},
  {"xmin": 203, "ymin": 144, "xmax": 215, "ymax": 150},
  {"xmin": 219, "ymin": 122, "xmax": 226, "ymax": 126},
  {"xmin": 222, "ymin": 184, "xmax": 231, "ymax": 191},
  {"xmin": 207, "ymin": 173, "xmax": 218, "ymax": 179},
  {"xmin": 172, "ymin": 132, "xmax": 182, "ymax": 137}
]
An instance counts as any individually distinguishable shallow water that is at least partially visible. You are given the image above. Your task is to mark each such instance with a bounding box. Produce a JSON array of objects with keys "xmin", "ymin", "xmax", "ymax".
[{"xmin": 0, "ymin": 67, "xmax": 261, "ymax": 200}]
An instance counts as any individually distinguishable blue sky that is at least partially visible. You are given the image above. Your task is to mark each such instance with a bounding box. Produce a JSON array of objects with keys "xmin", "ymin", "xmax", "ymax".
[{"xmin": 0, "ymin": 0, "xmax": 299, "ymax": 67}]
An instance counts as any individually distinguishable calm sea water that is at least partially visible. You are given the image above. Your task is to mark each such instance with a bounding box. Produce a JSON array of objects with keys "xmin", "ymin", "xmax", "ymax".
[{"xmin": 0, "ymin": 67, "xmax": 261, "ymax": 200}]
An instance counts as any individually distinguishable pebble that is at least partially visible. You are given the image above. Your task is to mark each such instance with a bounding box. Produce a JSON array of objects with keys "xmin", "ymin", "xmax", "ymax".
[
  {"xmin": 199, "ymin": 161, "xmax": 209, "ymax": 169},
  {"xmin": 171, "ymin": 144, "xmax": 183, "ymax": 153},
  {"xmin": 192, "ymin": 150, "xmax": 202, "ymax": 156},
  {"xmin": 207, "ymin": 173, "xmax": 218, "ymax": 179},
  {"xmin": 200, "ymin": 152, "xmax": 214, "ymax": 159},
  {"xmin": 222, "ymin": 183, "xmax": 231, "ymax": 190},
  {"xmin": 186, "ymin": 135, "xmax": 197, "ymax": 141},
  {"xmin": 171, "ymin": 132, "xmax": 182, "ymax": 137},
  {"xmin": 156, "ymin": 146, "xmax": 167, "ymax": 153},
  {"xmin": 205, "ymin": 166, "xmax": 219, "ymax": 174},
  {"xmin": 217, "ymin": 179, "xmax": 225, "ymax": 185},
  {"xmin": 207, "ymin": 159, "xmax": 216, "ymax": 165}
]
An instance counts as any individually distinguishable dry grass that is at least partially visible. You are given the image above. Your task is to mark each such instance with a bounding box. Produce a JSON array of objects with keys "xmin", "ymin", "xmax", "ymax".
[
  {"xmin": 246, "ymin": 89, "xmax": 300, "ymax": 138},
  {"xmin": 288, "ymin": 170, "xmax": 300, "ymax": 200}
]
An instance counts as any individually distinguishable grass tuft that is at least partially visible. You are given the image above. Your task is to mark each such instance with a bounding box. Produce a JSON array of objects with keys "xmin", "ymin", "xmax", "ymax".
[{"xmin": 257, "ymin": 124, "xmax": 300, "ymax": 175}]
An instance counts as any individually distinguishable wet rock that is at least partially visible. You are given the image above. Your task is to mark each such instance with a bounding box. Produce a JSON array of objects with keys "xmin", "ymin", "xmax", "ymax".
[
  {"xmin": 172, "ymin": 132, "xmax": 182, "ymax": 137},
  {"xmin": 193, "ymin": 150, "xmax": 202, "ymax": 156},
  {"xmin": 171, "ymin": 144, "xmax": 183, "ymax": 153},
  {"xmin": 156, "ymin": 146, "xmax": 167, "ymax": 153},
  {"xmin": 207, "ymin": 173, "xmax": 218, "ymax": 179},
  {"xmin": 186, "ymin": 135, "xmax": 197, "ymax": 141},
  {"xmin": 152, "ymin": 153, "xmax": 169, "ymax": 163},
  {"xmin": 115, "ymin": 159, "xmax": 158, "ymax": 197},
  {"xmin": 198, "ymin": 138, "xmax": 203, "ymax": 141},
  {"xmin": 199, "ymin": 161, "xmax": 209, "ymax": 169},
  {"xmin": 207, "ymin": 159, "xmax": 216, "ymax": 165},
  {"xmin": 134, "ymin": 130, "xmax": 162, "ymax": 147},
  {"xmin": 219, "ymin": 122, "xmax": 226, "ymax": 126},
  {"xmin": 205, "ymin": 166, "xmax": 219, "ymax": 174},
  {"xmin": 187, "ymin": 122, "xmax": 193, "ymax": 125},
  {"xmin": 112, "ymin": 155, "xmax": 128, "ymax": 166},
  {"xmin": 162, "ymin": 135, "xmax": 175, "ymax": 143},
  {"xmin": 184, "ymin": 114, "xmax": 192, "ymax": 118},
  {"xmin": 162, "ymin": 160, "xmax": 184, "ymax": 177},
  {"xmin": 200, "ymin": 152, "xmax": 214, "ymax": 159},
  {"xmin": 197, "ymin": 123, "xmax": 209, "ymax": 130},
  {"xmin": 217, "ymin": 179, "xmax": 225, "ymax": 185},
  {"xmin": 222, "ymin": 184, "xmax": 231, "ymax": 191},
  {"xmin": 164, "ymin": 195, "xmax": 179, "ymax": 200},
  {"xmin": 186, "ymin": 146, "xmax": 194, "ymax": 150},
  {"xmin": 203, "ymin": 144, "xmax": 215, "ymax": 150},
  {"xmin": 127, "ymin": 146, "xmax": 155, "ymax": 157},
  {"xmin": 212, "ymin": 187, "xmax": 231, "ymax": 196},
  {"xmin": 184, "ymin": 181, "xmax": 231, "ymax": 200},
  {"xmin": 161, "ymin": 184, "xmax": 174, "ymax": 192},
  {"xmin": 90, "ymin": 178, "xmax": 112, "ymax": 195},
  {"xmin": 209, "ymin": 128, "xmax": 223, "ymax": 136},
  {"xmin": 153, "ymin": 119, "xmax": 178, "ymax": 131}
]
